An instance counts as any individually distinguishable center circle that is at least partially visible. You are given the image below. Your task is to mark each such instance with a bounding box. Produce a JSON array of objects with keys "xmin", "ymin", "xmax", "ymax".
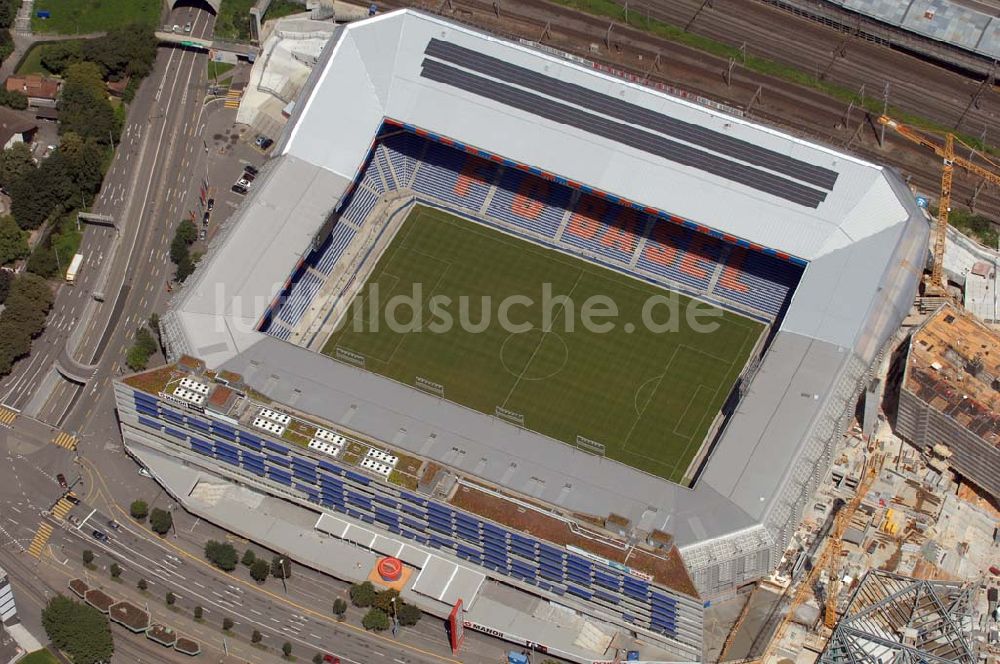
[{"xmin": 499, "ymin": 327, "xmax": 570, "ymax": 381}]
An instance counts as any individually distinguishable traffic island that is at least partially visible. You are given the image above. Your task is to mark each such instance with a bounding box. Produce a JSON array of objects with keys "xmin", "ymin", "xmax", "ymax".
[
  {"xmin": 174, "ymin": 636, "xmax": 201, "ymax": 656},
  {"xmin": 109, "ymin": 601, "xmax": 150, "ymax": 633},
  {"xmin": 68, "ymin": 579, "xmax": 89, "ymax": 599},
  {"xmin": 84, "ymin": 589, "xmax": 114, "ymax": 614},
  {"xmin": 146, "ymin": 623, "xmax": 178, "ymax": 648}
]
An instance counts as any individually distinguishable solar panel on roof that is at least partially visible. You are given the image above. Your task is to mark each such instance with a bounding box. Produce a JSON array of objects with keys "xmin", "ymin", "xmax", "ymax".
[{"xmin": 419, "ymin": 60, "xmax": 828, "ymax": 208}]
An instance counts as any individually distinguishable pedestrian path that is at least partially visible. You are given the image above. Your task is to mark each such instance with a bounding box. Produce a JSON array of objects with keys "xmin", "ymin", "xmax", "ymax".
[
  {"xmin": 224, "ymin": 87, "xmax": 242, "ymax": 109},
  {"xmin": 0, "ymin": 406, "xmax": 16, "ymax": 427},
  {"xmin": 27, "ymin": 522, "xmax": 52, "ymax": 558},
  {"xmin": 52, "ymin": 431, "xmax": 78, "ymax": 451},
  {"xmin": 51, "ymin": 495, "xmax": 75, "ymax": 520}
]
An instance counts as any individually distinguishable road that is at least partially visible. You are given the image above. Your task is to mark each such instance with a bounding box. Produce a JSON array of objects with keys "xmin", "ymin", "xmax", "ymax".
[
  {"xmin": 0, "ymin": 422, "xmax": 524, "ymax": 664},
  {"xmin": 0, "ymin": 5, "xmax": 218, "ymax": 429}
]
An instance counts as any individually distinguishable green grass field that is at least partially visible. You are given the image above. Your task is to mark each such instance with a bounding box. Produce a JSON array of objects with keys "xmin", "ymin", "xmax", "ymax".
[
  {"xmin": 31, "ymin": 0, "xmax": 160, "ymax": 34},
  {"xmin": 322, "ymin": 207, "xmax": 763, "ymax": 483}
]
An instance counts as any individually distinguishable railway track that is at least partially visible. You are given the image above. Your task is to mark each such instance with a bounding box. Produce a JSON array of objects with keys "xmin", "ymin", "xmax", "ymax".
[{"xmin": 380, "ymin": 0, "xmax": 1000, "ymax": 222}]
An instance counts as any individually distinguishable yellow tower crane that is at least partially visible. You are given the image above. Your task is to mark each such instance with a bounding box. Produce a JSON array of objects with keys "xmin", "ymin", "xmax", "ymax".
[{"xmin": 877, "ymin": 115, "xmax": 1000, "ymax": 296}]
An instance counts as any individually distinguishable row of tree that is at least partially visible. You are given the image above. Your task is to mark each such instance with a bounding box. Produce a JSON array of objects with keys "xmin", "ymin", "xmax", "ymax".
[
  {"xmin": 170, "ymin": 219, "xmax": 198, "ymax": 282},
  {"xmin": 128, "ymin": 499, "xmax": 172, "ymax": 535},
  {"xmin": 0, "ymin": 0, "xmax": 17, "ymax": 65},
  {"xmin": 349, "ymin": 582, "xmax": 422, "ymax": 630},
  {"xmin": 203, "ymin": 541, "xmax": 292, "ymax": 586}
]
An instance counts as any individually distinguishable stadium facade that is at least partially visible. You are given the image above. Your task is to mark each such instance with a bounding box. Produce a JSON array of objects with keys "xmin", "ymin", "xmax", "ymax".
[{"xmin": 128, "ymin": 9, "xmax": 929, "ymax": 660}]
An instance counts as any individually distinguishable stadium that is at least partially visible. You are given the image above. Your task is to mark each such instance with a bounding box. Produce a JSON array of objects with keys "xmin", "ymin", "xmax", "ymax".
[{"xmin": 123, "ymin": 9, "xmax": 928, "ymax": 661}]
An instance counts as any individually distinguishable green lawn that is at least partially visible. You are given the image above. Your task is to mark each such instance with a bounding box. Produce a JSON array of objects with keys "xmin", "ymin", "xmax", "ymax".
[
  {"xmin": 322, "ymin": 207, "xmax": 762, "ymax": 482},
  {"xmin": 214, "ymin": 0, "xmax": 304, "ymax": 41},
  {"xmin": 31, "ymin": 0, "xmax": 160, "ymax": 34},
  {"xmin": 21, "ymin": 650, "xmax": 59, "ymax": 664}
]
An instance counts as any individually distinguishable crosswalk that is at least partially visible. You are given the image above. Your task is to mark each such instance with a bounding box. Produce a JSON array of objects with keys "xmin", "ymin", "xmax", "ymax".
[
  {"xmin": 224, "ymin": 87, "xmax": 242, "ymax": 109},
  {"xmin": 52, "ymin": 432, "xmax": 78, "ymax": 451},
  {"xmin": 27, "ymin": 522, "xmax": 53, "ymax": 559},
  {"xmin": 51, "ymin": 496, "xmax": 75, "ymax": 520},
  {"xmin": 0, "ymin": 406, "xmax": 16, "ymax": 427}
]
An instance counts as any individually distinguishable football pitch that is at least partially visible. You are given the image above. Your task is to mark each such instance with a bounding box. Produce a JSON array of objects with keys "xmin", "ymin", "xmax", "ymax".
[{"xmin": 322, "ymin": 206, "xmax": 764, "ymax": 483}]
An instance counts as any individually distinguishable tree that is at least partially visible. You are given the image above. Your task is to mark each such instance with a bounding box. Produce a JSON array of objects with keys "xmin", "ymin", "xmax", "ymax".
[
  {"xmin": 349, "ymin": 581, "xmax": 377, "ymax": 608},
  {"xmin": 0, "ymin": 215, "xmax": 27, "ymax": 265},
  {"xmin": 58, "ymin": 62, "xmax": 118, "ymax": 144},
  {"xmin": 282, "ymin": 641, "xmax": 293, "ymax": 658},
  {"xmin": 193, "ymin": 605, "xmax": 203, "ymax": 620},
  {"xmin": 137, "ymin": 578, "xmax": 147, "ymax": 591},
  {"xmin": 204, "ymin": 540, "xmax": 238, "ymax": 572},
  {"xmin": 396, "ymin": 603, "xmax": 422, "ymax": 627},
  {"xmin": 82, "ymin": 550, "xmax": 94, "ymax": 566},
  {"xmin": 362, "ymin": 607, "xmax": 390, "ymax": 631},
  {"xmin": 126, "ymin": 326, "xmax": 158, "ymax": 371},
  {"xmin": 149, "ymin": 508, "xmax": 172, "ymax": 535},
  {"xmin": 0, "ymin": 272, "xmax": 53, "ymax": 375},
  {"xmin": 251, "ymin": 629, "xmax": 262, "ymax": 644},
  {"xmin": 39, "ymin": 40, "xmax": 83, "ymax": 75},
  {"xmin": 0, "ymin": 89, "xmax": 27, "ymax": 110},
  {"xmin": 271, "ymin": 556, "xmax": 291, "ymax": 580},
  {"xmin": 0, "ymin": 143, "xmax": 34, "ymax": 190},
  {"xmin": 170, "ymin": 220, "xmax": 198, "ymax": 282},
  {"xmin": 332, "ymin": 597, "xmax": 347, "ymax": 619},
  {"xmin": 165, "ymin": 591, "xmax": 175, "ymax": 606},
  {"xmin": 313, "ymin": 654, "xmax": 324, "ymax": 664},
  {"xmin": 373, "ymin": 588, "xmax": 400, "ymax": 612},
  {"xmin": 241, "ymin": 549, "xmax": 256, "ymax": 566},
  {"xmin": 222, "ymin": 617, "xmax": 234, "ymax": 631},
  {"xmin": 0, "ymin": 270, "xmax": 11, "ymax": 305},
  {"xmin": 249, "ymin": 558, "xmax": 270, "ymax": 584},
  {"xmin": 129, "ymin": 500, "xmax": 148, "ymax": 520},
  {"xmin": 41, "ymin": 595, "xmax": 114, "ymax": 664},
  {"xmin": 109, "ymin": 562, "xmax": 121, "ymax": 579}
]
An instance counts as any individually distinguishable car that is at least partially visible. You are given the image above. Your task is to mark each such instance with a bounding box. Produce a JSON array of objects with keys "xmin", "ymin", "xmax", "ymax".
[
  {"xmin": 322, "ymin": 656, "xmax": 340, "ymax": 664},
  {"xmin": 242, "ymin": 171, "xmax": 255, "ymax": 182},
  {"xmin": 244, "ymin": 165, "xmax": 259, "ymax": 176},
  {"xmin": 260, "ymin": 137, "xmax": 274, "ymax": 150},
  {"xmin": 199, "ymin": 229, "xmax": 207, "ymax": 241},
  {"xmin": 202, "ymin": 211, "xmax": 210, "ymax": 226},
  {"xmin": 172, "ymin": 24, "xmax": 181, "ymax": 33},
  {"xmin": 106, "ymin": 520, "xmax": 120, "ymax": 531},
  {"xmin": 236, "ymin": 178, "xmax": 251, "ymax": 188},
  {"xmin": 206, "ymin": 198, "xmax": 215, "ymax": 212},
  {"xmin": 56, "ymin": 473, "xmax": 67, "ymax": 488},
  {"xmin": 138, "ymin": 467, "xmax": 152, "ymax": 478},
  {"xmin": 184, "ymin": 21, "xmax": 192, "ymax": 32},
  {"xmin": 231, "ymin": 184, "xmax": 247, "ymax": 195},
  {"xmin": 91, "ymin": 530, "xmax": 108, "ymax": 542},
  {"xmin": 65, "ymin": 493, "xmax": 80, "ymax": 505}
]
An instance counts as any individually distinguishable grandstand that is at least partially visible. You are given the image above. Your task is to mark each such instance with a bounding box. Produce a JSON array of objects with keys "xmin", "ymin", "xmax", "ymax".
[{"xmin": 148, "ymin": 9, "xmax": 928, "ymax": 661}]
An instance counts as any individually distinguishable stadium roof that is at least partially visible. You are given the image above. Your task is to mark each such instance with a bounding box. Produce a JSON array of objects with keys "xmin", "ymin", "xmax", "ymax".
[{"xmin": 162, "ymin": 9, "xmax": 928, "ymax": 593}]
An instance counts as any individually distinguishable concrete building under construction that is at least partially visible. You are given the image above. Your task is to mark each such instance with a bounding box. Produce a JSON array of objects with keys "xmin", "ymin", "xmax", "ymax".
[{"xmin": 896, "ymin": 304, "xmax": 1000, "ymax": 497}]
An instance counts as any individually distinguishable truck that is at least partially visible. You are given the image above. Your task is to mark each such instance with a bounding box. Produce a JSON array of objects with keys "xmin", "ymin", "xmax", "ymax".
[{"xmin": 65, "ymin": 253, "xmax": 83, "ymax": 284}]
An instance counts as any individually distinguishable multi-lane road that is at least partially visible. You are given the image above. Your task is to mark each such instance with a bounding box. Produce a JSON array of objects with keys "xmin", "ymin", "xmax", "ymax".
[{"xmin": 0, "ymin": 5, "xmax": 218, "ymax": 432}]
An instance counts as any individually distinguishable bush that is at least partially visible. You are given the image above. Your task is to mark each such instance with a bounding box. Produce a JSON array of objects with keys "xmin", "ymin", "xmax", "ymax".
[
  {"xmin": 109, "ymin": 563, "xmax": 121, "ymax": 579},
  {"xmin": 332, "ymin": 597, "xmax": 347, "ymax": 618},
  {"xmin": 137, "ymin": 578, "xmax": 147, "ymax": 591},
  {"xmin": 271, "ymin": 556, "xmax": 290, "ymax": 580},
  {"xmin": 41, "ymin": 595, "xmax": 113, "ymax": 664},
  {"xmin": 396, "ymin": 603, "xmax": 422, "ymax": 627},
  {"xmin": 222, "ymin": 617, "xmax": 233, "ymax": 631},
  {"xmin": 362, "ymin": 607, "xmax": 390, "ymax": 631},
  {"xmin": 81, "ymin": 550, "xmax": 93, "ymax": 565},
  {"xmin": 249, "ymin": 559, "xmax": 269, "ymax": 584},
  {"xmin": 251, "ymin": 629, "xmax": 262, "ymax": 644},
  {"xmin": 282, "ymin": 641, "xmax": 292, "ymax": 657},
  {"xmin": 204, "ymin": 541, "xmax": 239, "ymax": 572},
  {"xmin": 129, "ymin": 500, "xmax": 148, "ymax": 520},
  {"xmin": 149, "ymin": 508, "xmax": 172, "ymax": 535},
  {"xmin": 165, "ymin": 591, "xmax": 175, "ymax": 606},
  {"xmin": 194, "ymin": 605, "xmax": 203, "ymax": 620},
  {"xmin": 373, "ymin": 588, "xmax": 399, "ymax": 612},
  {"xmin": 313, "ymin": 655, "xmax": 324, "ymax": 664},
  {"xmin": 241, "ymin": 549, "xmax": 256, "ymax": 566},
  {"xmin": 350, "ymin": 581, "xmax": 377, "ymax": 608}
]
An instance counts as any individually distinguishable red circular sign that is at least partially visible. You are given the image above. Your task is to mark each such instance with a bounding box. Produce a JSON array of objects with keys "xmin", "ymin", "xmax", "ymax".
[{"xmin": 378, "ymin": 557, "xmax": 403, "ymax": 581}]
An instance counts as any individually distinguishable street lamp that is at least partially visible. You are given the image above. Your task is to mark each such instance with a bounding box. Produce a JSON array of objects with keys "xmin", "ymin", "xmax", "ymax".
[
  {"xmin": 278, "ymin": 557, "xmax": 287, "ymax": 594},
  {"xmin": 390, "ymin": 596, "xmax": 397, "ymax": 637}
]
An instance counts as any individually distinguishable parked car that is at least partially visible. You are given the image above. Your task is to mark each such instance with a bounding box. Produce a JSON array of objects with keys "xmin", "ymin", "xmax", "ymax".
[
  {"xmin": 202, "ymin": 211, "xmax": 210, "ymax": 226},
  {"xmin": 199, "ymin": 228, "xmax": 207, "ymax": 241},
  {"xmin": 231, "ymin": 184, "xmax": 248, "ymax": 195},
  {"xmin": 56, "ymin": 473, "xmax": 67, "ymax": 488},
  {"xmin": 244, "ymin": 165, "xmax": 259, "ymax": 176},
  {"xmin": 184, "ymin": 21, "xmax": 192, "ymax": 33},
  {"xmin": 172, "ymin": 24, "xmax": 181, "ymax": 33},
  {"xmin": 254, "ymin": 135, "xmax": 274, "ymax": 150},
  {"xmin": 91, "ymin": 530, "xmax": 108, "ymax": 543},
  {"xmin": 236, "ymin": 178, "xmax": 251, "ymax": 188},
  {"xmin": 241, "ymin": 171, "xmax": 255, "ymax": 182},
  {"xmin": 65, "ymin": 493, "xmax": 80, "ymax": 505},
  {"xmin": 206, "ymin": 198, "xmax": 215, "ymax": 212},
  {"xmin": 322, "ymin": 656, "xmax": 340, "ymax": 664}
]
